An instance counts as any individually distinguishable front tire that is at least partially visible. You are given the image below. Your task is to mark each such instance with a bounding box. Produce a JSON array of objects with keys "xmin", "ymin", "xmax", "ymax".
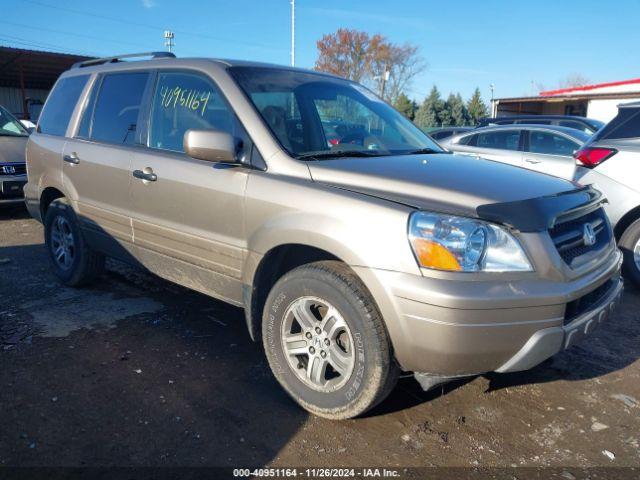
[
  {"xmin": 262, "ymin": 261, "xmax": 398, "ymax": 419},
  {"xmin": 620, "ymin": 218, "xmax": 640, "ymax": 288},
  {"xmin": 44, "ymin": 198, "xmax": 105, "ymax": 287}
]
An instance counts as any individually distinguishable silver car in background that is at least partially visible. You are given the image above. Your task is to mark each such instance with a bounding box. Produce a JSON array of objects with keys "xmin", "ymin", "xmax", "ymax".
[
  {"xmin": 442, "ymin": 125, "xmax": 591, "ymax": 180},
  {"xmin": 574, "ymin": 102, "xmax": 640, "ymax": 286}
]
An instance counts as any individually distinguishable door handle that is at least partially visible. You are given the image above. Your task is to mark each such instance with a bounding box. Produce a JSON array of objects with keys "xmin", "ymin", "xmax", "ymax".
[
  {"xmin": 63, "ymin": 153, "xmax": 80, "ymax": 164},
  {"xmin": 133, "ymin": 169, "xmax": 157, "ymax": 182},
  {"xmin": 525, "ymin": 158, "xmax": 541, "ymax": 164}
]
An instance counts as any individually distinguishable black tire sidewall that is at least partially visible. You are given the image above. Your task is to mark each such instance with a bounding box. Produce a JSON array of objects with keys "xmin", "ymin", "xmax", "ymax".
[
  {"xmin": 263, "ymin": 265, "xmax": 387, "ymax": 416},
  {"xmin": 620, "ymin": 219, "xmax": 640, "ymax": 287},
  {"xmin": 44, "ymin": 200, "xmax": 85, "ymax": 284}
]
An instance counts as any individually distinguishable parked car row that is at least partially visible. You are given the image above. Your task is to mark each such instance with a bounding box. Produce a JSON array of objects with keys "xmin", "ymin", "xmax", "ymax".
[
  {"xmin": 0, "ymin": 52, "xmax": 636, "ymax": 419},
  {"xmin": 0, "ymin": 105, "xmax": 29, "ymax": 205},
  {"xmin": 437, "ymin": 105, "xmax": 640, "ymax": 286}
]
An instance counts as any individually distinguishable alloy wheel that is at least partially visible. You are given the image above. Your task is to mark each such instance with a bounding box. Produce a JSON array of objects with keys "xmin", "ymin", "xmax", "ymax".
[
  {"xmin": 50, "ymin": 216, "xmax": 75, "ymax": 270},
  {"xmin": 281, "ymin": 296, "xmax": 355, "ymax": 392}
]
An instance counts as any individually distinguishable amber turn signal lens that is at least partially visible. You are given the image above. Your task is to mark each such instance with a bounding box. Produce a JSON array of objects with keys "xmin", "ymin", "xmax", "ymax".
[{"xmin": 412, "ymin": 238, "xmax": 462, "ymax": 271}]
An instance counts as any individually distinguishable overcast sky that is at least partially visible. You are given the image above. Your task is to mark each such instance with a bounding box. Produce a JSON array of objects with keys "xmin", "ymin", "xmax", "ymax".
[{"xmin": 4, "ymin": 0, "xmax": 640, "ymax": 103}]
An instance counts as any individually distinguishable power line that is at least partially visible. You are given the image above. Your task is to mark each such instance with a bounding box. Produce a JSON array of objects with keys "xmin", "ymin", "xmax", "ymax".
[
  {"xmin": 21, "ymin": 0, "xmax": 286, "ymax": 52},
  {"xmin": 0, "ymin": 20, "xmax": 158, "ymax": 51},
  {"xmin": 0, "ymin": 34, "xmax": 99, "ymax": 57}
]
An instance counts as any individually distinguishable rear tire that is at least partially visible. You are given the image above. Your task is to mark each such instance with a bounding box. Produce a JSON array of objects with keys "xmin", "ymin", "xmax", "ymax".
[
  {"xmin": 44, "ymin": 198, "xmax": 105, "ymax": 287},
  {"xmin": 619, "ymin": 218, "xmax": 640, "ymax": 288},
  {"xmin": 262, "ymin": 261, "xmax": 398, "ymax": 420}
]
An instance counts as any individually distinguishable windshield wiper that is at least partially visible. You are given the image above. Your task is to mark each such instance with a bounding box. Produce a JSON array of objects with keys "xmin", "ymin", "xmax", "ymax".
[
  {"xmin": 296, "ymin": 150, "xmax": 384, "ymax": 160},
  {"xmin": 404, "ymin": 147, "xmax": 447, "ymax": 155}
]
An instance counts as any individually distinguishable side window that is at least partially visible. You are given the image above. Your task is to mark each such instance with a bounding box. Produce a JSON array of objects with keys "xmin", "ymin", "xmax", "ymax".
[
  {"xmin": 460, "ymin": 133, "xmax": 478, "ymax": 146},
  {"xmin": 529, "ymin": 131, "xmax": 579, "ymax": 156},
  {"xmin": 559, "ymin": 120, "xmax": 589, "ymax": 132},
  {"xmin": 38, "ymin": 75, "xmax": 89, "ymax": 136},
  {"xmin": 476, "ymin": 130, "xmax": 520, "ymax": 150},
  {"xmin": 91, "ymin": 72, "xmax": 149, "ymax": 145},
  {"xmin": 149, "ymin": 71, "xmax": 241, "ymax": 153}
]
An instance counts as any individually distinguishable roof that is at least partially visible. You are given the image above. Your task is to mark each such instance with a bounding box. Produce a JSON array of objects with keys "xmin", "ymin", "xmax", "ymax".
[
  {"xmin": 470, "ymin": 124, "xmax": 590, "ymax": 139},
  {"xmin": 495, "ymin": 91, "xmax": 640, "ymax": 103},
  {"xmin": 540, "ymin": 78, "xmax": 640, "ymax": 97},
  {"xmin": 0, "ymin": 46, "xmax": 93, "ymax": 90}
]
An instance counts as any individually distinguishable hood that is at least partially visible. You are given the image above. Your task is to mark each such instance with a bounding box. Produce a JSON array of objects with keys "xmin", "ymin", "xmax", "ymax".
[
  {"xmin": 0, "ymin": 136, "xmax": 28, "ymax": 164},
  {"xmin": 308, "ymin": 153, "xmax": 589, "ymax": 230}
]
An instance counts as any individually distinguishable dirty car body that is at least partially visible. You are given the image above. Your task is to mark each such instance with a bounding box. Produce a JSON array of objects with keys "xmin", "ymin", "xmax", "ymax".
[{"xmin": 24, "ymin": 54, "xmax": 623, "ymax": 418}]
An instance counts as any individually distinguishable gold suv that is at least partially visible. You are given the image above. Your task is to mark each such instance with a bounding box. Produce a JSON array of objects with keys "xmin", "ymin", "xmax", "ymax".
[{"xmin": 25, "ymin": 53, "xmax": 623, "ymax": 419}]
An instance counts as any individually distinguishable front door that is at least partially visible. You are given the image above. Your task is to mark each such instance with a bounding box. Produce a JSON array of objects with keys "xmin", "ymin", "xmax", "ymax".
[{"xmin": 128, "ymin": 70, "xmax": 250, "ymax": 305}]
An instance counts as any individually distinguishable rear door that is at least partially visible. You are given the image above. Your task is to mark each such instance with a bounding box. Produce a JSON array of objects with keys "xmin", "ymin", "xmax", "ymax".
[
  {"xmin": 128, "ymin": 70, "xmax": 250, "ymax": 305},
  {"xmin": 452, "ymin": 129, "xmax": 523, "ymax": 167},
  {"xmin": 523, "ymin": 129, "xmax": 580, "ymax": 179},
  {"xmin": 62, "ymin": 70, "xmax": 150, "ymax": 253}
]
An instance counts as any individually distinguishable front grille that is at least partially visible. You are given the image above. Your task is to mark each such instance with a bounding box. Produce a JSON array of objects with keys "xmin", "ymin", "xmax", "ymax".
[
  {"xmin": 549, "ymin": 207, "xmax": 611, "ymax": 268},
  {"xmin": 0, "ymin": 164, "xmax": 27, "ymax": 176},
  {"xmin": 564, "ymin": 279, "xmax": 614, "ymax": 325}
]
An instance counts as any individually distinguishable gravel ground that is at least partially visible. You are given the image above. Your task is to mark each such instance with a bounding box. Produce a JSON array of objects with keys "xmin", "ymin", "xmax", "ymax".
[{"xmin": 0, "ymin": 204, "xmax": 639, "ymax": 472}]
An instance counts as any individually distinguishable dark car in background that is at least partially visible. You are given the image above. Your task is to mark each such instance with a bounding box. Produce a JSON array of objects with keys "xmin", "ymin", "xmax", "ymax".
[
  {"xmin": 427, "ymin": 126, "xmax": 473, "ymax": 141},
  {"xmin": 0, "ymin": 105, "xmax": 29, "ymax": 205},
  {"xmin": 478, "ymin": 115, "xmax": 604, "ymax": 134}
]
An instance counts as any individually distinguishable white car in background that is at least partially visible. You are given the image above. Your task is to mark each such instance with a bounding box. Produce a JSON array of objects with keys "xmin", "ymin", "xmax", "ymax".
[
  {"xmin": 574, "ymin": 102, "xmax": 640, "ymax": 286},
  {"xmin": 441, "ymin": 124, "xmax": 591, "ymax": 180}
]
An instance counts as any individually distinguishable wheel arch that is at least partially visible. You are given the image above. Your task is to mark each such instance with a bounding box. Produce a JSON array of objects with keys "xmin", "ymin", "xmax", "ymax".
[
  {"xmin": 614, "ymin": 205, "xmax": 640, "ymax": 242},
  {"xmin": 40, "ymin": 186, "xmax": 66, "ymax": 220},
  {"xmin": 243, "ymin": 241, "xmax": 371, "ymax": 342}
]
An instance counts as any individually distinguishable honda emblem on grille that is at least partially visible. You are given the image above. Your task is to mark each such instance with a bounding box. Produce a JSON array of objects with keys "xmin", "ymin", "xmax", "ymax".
[
  {"xmin": 583, "ymin": 223, "xmax": 597, "ymax": 246},
  {"xmin": 2, "ymin": 166, "xmax": 16, "ymax": 174}
]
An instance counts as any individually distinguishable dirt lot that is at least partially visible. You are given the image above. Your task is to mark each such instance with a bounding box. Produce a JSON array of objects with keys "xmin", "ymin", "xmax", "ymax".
[{"xmin": 1, "ymin": 205, "xmax": 639, "ymax": 471}]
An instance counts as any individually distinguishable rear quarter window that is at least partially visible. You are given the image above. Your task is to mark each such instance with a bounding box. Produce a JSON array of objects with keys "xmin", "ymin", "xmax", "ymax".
[
  {"xmin": 38, "ymin": 75, "xmax": 89, "ymax": 136},
  {"xmin": 596, "ymin": 108, "xmax": 640, "ymax": 140}
]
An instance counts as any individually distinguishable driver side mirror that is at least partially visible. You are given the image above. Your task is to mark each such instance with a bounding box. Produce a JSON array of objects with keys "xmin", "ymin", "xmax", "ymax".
[{"xmin": 183, "ymin": 129, "xmax": 237, "ymax": 163}]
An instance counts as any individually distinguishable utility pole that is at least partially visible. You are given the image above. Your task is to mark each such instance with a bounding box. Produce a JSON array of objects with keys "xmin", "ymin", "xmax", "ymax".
[
  {"xmin": 490, "ymin": 83, "xmax": 495, "ymax": 117},
  {"xmin": 379, "ymin": 66, "xmax": 390, "ymax": 100},
  {"xmin": 164, "ymin": 30, "xmax": 175, "ymax": 53},
  {"xmin": 290, "ymin": 0, "xmax": 295, "ymax": 66}
]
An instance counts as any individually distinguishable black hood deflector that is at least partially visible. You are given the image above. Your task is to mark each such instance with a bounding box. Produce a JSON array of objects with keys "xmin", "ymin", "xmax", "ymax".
[{"xmin": 476, "ymin": 185, "xmax": 605, "ymax": 232}]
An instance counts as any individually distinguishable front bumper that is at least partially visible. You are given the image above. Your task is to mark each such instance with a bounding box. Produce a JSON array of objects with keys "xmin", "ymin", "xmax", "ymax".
[
  {"xmin": 496, "ymin": 276, "xmax": 623, "ymax": 372},
  {"xmin": 353, "ymin": 247, "xmax": 623, "ymax": 376},
  {"xmin": 0, "ymin": 174, "xmax": 27, "ymax": 204}
]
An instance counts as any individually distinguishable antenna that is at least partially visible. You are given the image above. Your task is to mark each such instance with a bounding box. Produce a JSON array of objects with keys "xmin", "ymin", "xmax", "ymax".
[{"xmin": 164, "ymin": 30, "xmax": 175, "ymax": 53}]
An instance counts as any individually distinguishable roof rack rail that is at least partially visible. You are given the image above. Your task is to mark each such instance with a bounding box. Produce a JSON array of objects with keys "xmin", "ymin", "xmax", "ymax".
[{"xmin": 72, "ymin": 51, "xmax": 176, "ymax": 69}]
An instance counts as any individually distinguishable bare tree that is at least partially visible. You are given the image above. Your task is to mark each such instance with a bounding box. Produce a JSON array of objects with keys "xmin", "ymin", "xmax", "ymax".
[{"xmin": 559, "ymin": 73, "xmax": 591, "ymax": 88}]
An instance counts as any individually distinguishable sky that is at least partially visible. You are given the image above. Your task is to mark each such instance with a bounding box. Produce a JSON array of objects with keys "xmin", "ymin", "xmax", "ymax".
[{"xmin": 3, "ymin": 0, "xmax": 640, "ymax": 103}]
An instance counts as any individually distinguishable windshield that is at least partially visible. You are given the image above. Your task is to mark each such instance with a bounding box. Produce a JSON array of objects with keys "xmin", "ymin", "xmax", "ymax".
[
  {"xmin": 229, "ymin": 67, "xmax": 442, "ymax": 159},
  {"xmin": 0, "ymin": 106, "xmax": 28, "ymax": 137}
]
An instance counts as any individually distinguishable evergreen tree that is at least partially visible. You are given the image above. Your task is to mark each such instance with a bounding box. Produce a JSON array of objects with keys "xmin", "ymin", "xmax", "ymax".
[
  {"xmin": 449, "ymin": 93, "xmax": 470, "ymax": 126},
  {"xmin": 394, "ymin": 93, "xmax": 416, "ymax": 120},
  {"xmin": 414, "ymin": 86, "xmax": 443, "ymax": 130},
  {"xmin": 467, "ymin": 87, "xmax": 489, "ymax": 125}
]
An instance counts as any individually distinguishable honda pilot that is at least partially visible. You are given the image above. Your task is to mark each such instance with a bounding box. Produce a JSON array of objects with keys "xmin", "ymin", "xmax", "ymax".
[{"xmin": 25, "ymin": 53, "xmax": 623, "ymax": 419}]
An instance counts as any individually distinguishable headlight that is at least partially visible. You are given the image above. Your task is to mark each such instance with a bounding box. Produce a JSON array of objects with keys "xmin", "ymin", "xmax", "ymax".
[{"xmin": 408, "ymin": 212, "xmax": 532, "ymax": 272}]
